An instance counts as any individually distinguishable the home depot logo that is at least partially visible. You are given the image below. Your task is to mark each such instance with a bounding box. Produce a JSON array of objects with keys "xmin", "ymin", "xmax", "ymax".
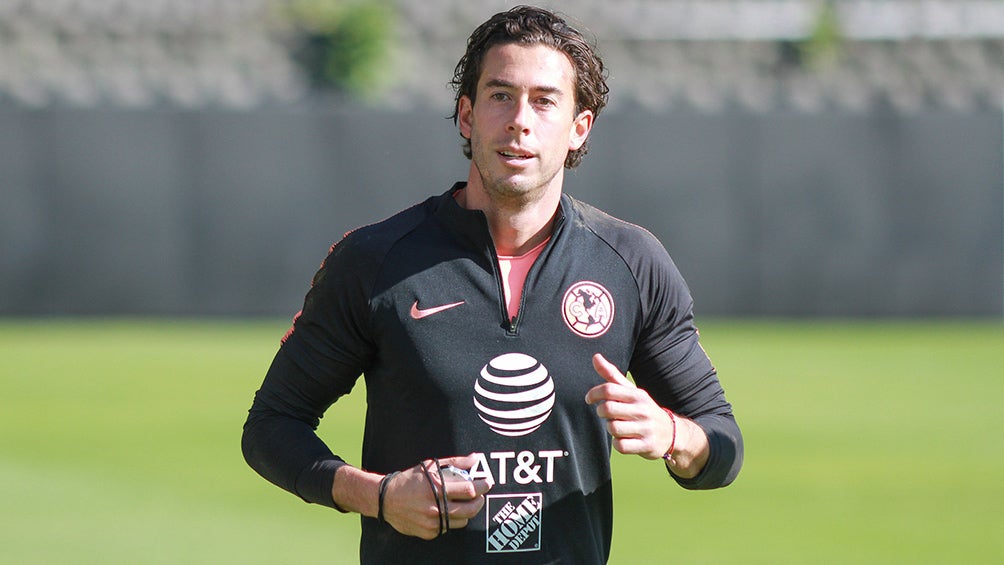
[{"xmin": 485, "ymin": 493, "xmax": 543, "ymax": 553}]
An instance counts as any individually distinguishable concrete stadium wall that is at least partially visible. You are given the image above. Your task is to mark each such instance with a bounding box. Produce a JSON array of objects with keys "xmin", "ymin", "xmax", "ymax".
[{"xmin": 1, "ymin": 105, "xmax": 1001, "ymax": 317}]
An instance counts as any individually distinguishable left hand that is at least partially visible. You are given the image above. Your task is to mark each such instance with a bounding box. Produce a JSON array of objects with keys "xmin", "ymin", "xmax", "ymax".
[{"xmin": 584, "ymin": 353, "xmax": 674, "ymax": 460}]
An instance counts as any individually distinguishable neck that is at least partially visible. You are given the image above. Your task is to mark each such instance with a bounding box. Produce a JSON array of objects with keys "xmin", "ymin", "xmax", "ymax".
[
  {"xmin": 459, "ymin": 168, "xmax": 562, "ymax": 256},
  {"xmin": 488, "ymin": 203, "xmax": 558, "ymax": 256}
]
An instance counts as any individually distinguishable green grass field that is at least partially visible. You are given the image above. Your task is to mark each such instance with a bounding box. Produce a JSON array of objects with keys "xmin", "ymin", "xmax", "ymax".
[{"xmin": 1, "ymin": 319, "xmax": 1002, "ymax": 563}]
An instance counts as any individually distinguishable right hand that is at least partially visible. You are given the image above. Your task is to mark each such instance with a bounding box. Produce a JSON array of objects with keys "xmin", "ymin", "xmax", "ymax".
[{"xmin": 382, "ymin": 454, "xmax": 493, "ymax": 540}]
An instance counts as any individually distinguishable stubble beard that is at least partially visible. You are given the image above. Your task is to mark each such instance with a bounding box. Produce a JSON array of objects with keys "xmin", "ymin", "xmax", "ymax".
[{"xmin": 471, "ymin": 143, "xmax": 563, "ymax": 209}]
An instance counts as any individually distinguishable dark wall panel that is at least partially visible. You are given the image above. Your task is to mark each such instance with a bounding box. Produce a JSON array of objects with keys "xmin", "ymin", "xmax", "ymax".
[{"xmin": 1, "ymin": 106, "xmax": 1000, "ymax": 317}]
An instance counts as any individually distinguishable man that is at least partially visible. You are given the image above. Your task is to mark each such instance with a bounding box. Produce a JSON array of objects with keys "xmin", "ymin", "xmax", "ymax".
[{"xmin": 243, "ymin": 6, "xmax": 742, "ymax": 563}]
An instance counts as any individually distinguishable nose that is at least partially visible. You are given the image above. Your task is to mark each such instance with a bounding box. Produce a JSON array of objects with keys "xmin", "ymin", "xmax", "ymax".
[{"xmin": 507, "ymin": 97, "xmax": 532, "ymax": 134}]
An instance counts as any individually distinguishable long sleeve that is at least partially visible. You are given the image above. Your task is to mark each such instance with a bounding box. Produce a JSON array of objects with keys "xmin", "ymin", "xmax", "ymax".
[
  {"xmin": 593, "ymin": 203, "xmax": 742, "ymax": 490},
  {"xmin": 241, "ymin": 348, "xmax": 357, "ymax": 508},
  {"xmin": 242, "ymin": 234, "xmax": 376, "ymax": 507}
]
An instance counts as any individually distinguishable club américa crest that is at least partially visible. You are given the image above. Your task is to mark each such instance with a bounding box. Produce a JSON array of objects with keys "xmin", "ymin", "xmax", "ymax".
[{"xmin": 561, "ymin": 281, "xmax": 614, "ymax": 338}]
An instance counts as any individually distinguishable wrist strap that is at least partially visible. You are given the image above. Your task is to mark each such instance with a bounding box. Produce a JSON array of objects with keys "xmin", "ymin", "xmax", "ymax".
[
  {"xmin": 377, "ymin": 471, "xmax": 399, "ymax": 524},
  {"xmin": 661, "ymin": 408, "xmax": 677, "ymax": 461},
  {"xmin": 421, "ymin": 460, "xmax": 447, "ymax": 535}
]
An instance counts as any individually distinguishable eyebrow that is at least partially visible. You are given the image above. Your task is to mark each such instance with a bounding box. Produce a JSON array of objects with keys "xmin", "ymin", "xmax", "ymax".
[{"xmin": 484, "ymin": 78, "xmax": 564, "ymax": 96}]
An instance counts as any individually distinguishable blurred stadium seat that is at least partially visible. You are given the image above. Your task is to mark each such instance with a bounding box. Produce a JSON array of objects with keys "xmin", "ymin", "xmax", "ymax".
[{"xmin": 5, "ymin": 0, "xmax": 1004, "ymax": 113}]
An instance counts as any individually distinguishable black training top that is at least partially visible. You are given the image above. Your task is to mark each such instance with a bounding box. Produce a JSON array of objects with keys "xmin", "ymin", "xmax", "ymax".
[{"xmin": 243, "ymin": 184, "xmax": 743, "ymax": 564}]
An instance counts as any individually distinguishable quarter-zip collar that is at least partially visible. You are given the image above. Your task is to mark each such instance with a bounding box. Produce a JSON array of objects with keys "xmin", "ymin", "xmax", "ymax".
[
  {"xmin": 432, "ymin": 182, "xmax": 570, "ymax": 256},
  {"xmin": 431, "ymin": 182, "xmax": 569, "ymax": 333}
]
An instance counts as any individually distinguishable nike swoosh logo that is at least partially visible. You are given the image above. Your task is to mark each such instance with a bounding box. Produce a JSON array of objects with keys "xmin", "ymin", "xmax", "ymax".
[{"xmin": 410, "ymin": 300, "xmax": 466, "ymax": 320}]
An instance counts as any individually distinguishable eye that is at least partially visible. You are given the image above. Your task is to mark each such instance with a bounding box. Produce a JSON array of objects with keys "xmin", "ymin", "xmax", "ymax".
[
  {"xmin": 536, "ymin": 97, "xmax": 557, "ymax": 108},
  {"xmin": 490, "ymin": 91, "xmax": 510, "ymax": 102}
]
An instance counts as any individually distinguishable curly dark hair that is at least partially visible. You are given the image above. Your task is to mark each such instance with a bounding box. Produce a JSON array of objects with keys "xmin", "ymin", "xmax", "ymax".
[{"xmin": 450, "ymin": 5, "xmax": 609, "ymax": 169}]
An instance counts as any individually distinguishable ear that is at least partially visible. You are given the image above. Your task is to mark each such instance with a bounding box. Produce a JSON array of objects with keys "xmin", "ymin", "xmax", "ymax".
[
  {"xmin": 458, "ymin": 95, "xmax": 474, "ymax": 140},
  {"xmin": 568, "ymin": 109, "xmax": 594, "ymax": 151}
]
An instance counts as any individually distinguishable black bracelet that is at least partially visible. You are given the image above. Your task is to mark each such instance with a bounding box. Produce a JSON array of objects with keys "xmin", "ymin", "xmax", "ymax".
[
  {"xmin": 378, "ymin": 471, "xmax": 399, "ymax": 524},
  {"xmin": 434, "ymin": 462, "xmax": 452, "ymax": 533},
  {"xmin": 421, "ymin": 460, "xmax": 445, "ymax": 535}
]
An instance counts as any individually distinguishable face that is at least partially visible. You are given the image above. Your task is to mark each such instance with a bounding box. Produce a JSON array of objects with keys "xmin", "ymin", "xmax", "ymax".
[{"xmin": 458, "ymin": 43, "xmax": 593, "ymax": 204}]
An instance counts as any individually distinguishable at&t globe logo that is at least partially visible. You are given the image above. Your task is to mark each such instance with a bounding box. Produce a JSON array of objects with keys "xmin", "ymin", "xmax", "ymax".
[{"xmin": 473, "ymin": 353, "xmax": 555, "ymax": 437}]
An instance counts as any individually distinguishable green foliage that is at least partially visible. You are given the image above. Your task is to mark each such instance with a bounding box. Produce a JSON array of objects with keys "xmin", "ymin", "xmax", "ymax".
[
  {"xmin": 1, "ymin": 319, "xmax": 1002, "ymax": 563},
  {"xmin": 283, "ymin": 0, "xmax": 394, "ymax": 96},
  {"xmin": 799, "ymin": 0, "xmax": 844, "ymax": 69}
]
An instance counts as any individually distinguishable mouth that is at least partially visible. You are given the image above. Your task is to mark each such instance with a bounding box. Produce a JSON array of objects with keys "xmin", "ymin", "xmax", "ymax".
[{"xmin": 498, "ymin": 148, "xmax": 534, "ymax": 160}]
